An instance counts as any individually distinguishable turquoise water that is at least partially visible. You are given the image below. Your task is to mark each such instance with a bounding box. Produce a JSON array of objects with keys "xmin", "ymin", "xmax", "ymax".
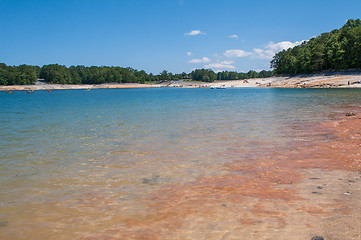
[{"xmin": 1, "ymin": 88, "xmax": 361, "ymax": 239}]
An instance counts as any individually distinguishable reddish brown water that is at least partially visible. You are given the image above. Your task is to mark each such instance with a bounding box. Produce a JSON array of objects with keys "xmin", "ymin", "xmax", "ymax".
[{"xmin": 80, "ymin": 110, "xmax": 361, "ymax": 239}]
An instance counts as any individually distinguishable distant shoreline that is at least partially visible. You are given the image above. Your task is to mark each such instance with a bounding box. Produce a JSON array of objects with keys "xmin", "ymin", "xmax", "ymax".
[
  {"xmin": 0, "ymin": 82, "xmax": 162, "ymax": 91},
  {"xmin": 2, "ymin": 72, "xmax": 361, "ymax": 91}
]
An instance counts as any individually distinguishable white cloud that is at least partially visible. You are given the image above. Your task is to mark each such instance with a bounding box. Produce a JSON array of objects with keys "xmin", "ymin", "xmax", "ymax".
[
  {"xmin": 267, "ymin": 40, "xmax": 304, "ymax": 52},
  {"xmin": 188, "ymin": 57, "xmax": 211, "ymax": 63},
  {"xmin": 252, "ymin": 48, "xmax": 274, "ymax": 60},
  {"xmin": 224, "ymin": 49, "xmax": 251, "ymax": 58},
  {"xmin": 187, "ymin": 51, "xmax": 192, "ymax": 56},
  {"xmin": 223, "ymin": 40, "xmax": 306, "ymax": 61},
  {"xmin": 200, "ymin": 39, "xmax": 306, "ymax": 72},
  {"xmin": 185, "ymin": 30, "xmax": 206, "ymax": 36},
  {"xmin": 252, "ymin": 40, "xmax": 306, "ymax": 59},
  {"xmin": 229, "ymin": 34, "xmax": 239, "ymax": 39},
  {"xmin": 204, "ymin": 61, "xmax": 236, "ymax": 71},
  {"xmin": 220, "ymin": 60, "xmax": 234, "ymax": 65}
]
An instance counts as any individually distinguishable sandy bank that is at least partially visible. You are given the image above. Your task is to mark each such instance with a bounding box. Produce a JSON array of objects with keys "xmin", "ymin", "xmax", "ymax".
[
  {"xmin": 207, "ymin": 71, "xmax": 361, "ymax": 88},
  {"xmin": 266, "ymin": 71, "xmax": 361, "ymax": 88}
]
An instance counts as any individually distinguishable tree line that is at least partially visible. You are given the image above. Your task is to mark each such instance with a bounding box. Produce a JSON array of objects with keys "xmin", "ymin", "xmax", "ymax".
[
  {"xmin": 190, "ymin": 69, "xmax": 272, "ymax": 82},
  {"xmin": 0, "ymin": 63, "xmax": 40, "ymax": 85},
  {"xmin": 271, "ymin": 19, "xmax": 361, "ymax": 74},
  {"xmin": 0, "ymin": 63, "xmax": 273, "ymax": 85}
]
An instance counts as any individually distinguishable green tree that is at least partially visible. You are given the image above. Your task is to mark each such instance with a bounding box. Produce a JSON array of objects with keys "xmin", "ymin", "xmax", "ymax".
[
  {"xmin": 190, "ymin": 69, "xmax": 216, "ymax": 82},
  {"xmin": 40, "ymin": 64, "xmax": 71, "ymax": 84},
  {"xmin": 160, "ymin": 70, "xmax": 169, "ymax": 81},
  {"xmin": 271, "ymin": 19, "xmax": 361, "ymax": 74}
]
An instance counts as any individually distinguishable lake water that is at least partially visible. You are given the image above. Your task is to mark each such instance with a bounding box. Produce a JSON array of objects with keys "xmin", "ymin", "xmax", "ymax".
[{"xmin": 1, "ymin": 88, "xmax": 361, "ymax": 239}]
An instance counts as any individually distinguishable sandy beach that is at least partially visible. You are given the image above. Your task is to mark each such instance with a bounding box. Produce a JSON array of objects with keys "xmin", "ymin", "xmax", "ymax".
[{"xmin": 2, "ymin": 72, "xmax": 361, "ymax": 91}]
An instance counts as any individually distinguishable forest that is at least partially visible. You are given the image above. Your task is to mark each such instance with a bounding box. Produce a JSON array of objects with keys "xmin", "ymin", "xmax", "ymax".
[
  {"xmin": 0, "ymin": 63, "xmax": 272, "ymax": 85},
  {"xmin": 0, "ymin": 63, "xmax": 40, "ymax": 85},
  {"xmin": 271, "ymin": 19, "xmax": 361, "ymax": 74}
]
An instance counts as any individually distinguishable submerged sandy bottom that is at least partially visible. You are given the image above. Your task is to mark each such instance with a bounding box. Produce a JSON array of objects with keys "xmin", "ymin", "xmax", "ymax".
[
  {"xmin": 1, "ymin": 109, "xmax": 361, "ymax": 240},
  {"xmin": 82, "ymin": 110, "xmax": 361, "ymax": 240}
]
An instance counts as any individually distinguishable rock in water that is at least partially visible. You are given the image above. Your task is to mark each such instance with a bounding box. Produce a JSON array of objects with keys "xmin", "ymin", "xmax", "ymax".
[
  {"xmin": 311, "ymin": 236, "xmax": 324, "ymax": 240},
  {"xmin": 142, "ymin": 175, "xmax": 160, "ymax": 185},
  {"xmin": 0, "ymin": 222, "xmax": 8, "ymax": 227},
  {"xmin": 346, "ymin": 112, "xmax": 356, "ymax": 116}
]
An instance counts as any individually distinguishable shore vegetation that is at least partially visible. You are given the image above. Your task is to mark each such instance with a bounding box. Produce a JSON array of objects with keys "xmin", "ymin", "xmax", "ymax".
[{"xmin": 271, "ymin": 19, "xmax": 361, "ymax": 74}]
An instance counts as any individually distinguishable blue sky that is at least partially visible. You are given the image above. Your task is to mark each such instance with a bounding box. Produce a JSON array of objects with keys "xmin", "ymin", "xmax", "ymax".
[{"xmin": 1, "ymin": 0, "xmax": 361, "ymax": 74}]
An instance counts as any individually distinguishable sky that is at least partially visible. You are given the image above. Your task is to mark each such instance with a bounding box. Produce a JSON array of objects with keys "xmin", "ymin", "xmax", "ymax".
[{"xmin": 1, "ymin": 0, "xmax": 361, "ymax": 74}]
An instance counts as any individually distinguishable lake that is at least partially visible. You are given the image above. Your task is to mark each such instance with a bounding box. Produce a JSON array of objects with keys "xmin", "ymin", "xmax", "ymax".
[{"xmin": 1, "ymin": 87, "xmax": 360, "ymax": 239}]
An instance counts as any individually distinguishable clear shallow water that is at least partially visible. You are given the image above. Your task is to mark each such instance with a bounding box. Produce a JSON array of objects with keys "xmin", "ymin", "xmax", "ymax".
[{"xmin": 1, "ymin": 88, "xmax": 361, "ymax": 239}]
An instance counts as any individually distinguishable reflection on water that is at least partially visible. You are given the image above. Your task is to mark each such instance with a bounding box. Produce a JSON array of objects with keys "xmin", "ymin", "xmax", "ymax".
[{"xmin": 0, "ymin": 88, "xmax": 361, "ymax": 239}]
